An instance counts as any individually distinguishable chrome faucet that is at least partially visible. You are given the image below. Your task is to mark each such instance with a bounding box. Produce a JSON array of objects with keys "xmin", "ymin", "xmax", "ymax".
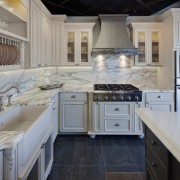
[
  {"xmin": 0, "ymin": 86, "xmax": 19, "ymax": 94},
  {"xmin": 0, "ymin": 96, "xmax": 4, "ymax": 111}
]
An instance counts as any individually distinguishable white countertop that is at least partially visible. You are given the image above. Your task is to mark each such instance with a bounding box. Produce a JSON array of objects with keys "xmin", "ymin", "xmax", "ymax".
[{"xmin": 136, "ymin": 108, "xmax": 180, "ymax": 163}]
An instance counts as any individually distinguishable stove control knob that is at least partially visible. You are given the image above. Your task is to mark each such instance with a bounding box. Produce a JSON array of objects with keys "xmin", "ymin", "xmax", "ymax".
[
  {"xmin": 134, "ymin": 95, "xmax": 139, "ymax": 101},
  {"xmin": 104, "ymin": 96, "xmax": 109, "ymax": 101},
  {"xmin": 97, "ymin": 96, "xmax": 101, "ymax": 101},
  {"xmin": 127, "ymin": 96, "xmax": 131, "ymax": 101},
  {"xmin": 119, "ymin": 95, "xmax": 124, "ymax": 101},
  {"xmin": 112, "ymin": 96, "xmax": 117, "ymax": 101}
]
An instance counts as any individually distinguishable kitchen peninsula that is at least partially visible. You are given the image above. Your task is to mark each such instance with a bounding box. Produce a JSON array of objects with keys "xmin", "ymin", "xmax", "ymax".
[{"xmin": 136, "ymin": 108, "xmax": 180, "ymax": 180}]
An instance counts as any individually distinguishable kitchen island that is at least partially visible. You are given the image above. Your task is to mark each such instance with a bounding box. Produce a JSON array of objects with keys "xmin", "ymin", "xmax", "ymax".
[{"xmin": 136, "ymin": 108, "xmax": 180, "ymax": 180}]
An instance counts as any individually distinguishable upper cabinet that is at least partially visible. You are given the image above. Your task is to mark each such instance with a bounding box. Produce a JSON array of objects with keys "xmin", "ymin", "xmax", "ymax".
[
  {"xmin": 64, "ymin": 23, "xmax": 94, "ymax": 66},
  {"xmin": 0, "ymin": 0, "xmax": 29, "ymax": 41},
  {"xmin": 129, "ymin": 23, "xmax": 163, "ymax": 66},
  {"xmin": 30, "ymin": 0, "xmax": 52, "ymax": 67}
]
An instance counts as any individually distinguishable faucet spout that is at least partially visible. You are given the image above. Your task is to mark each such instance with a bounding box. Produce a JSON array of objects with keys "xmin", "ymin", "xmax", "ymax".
[{"xmin": 0, "ymin": 86, "xmax": 19, "ymax": 94}]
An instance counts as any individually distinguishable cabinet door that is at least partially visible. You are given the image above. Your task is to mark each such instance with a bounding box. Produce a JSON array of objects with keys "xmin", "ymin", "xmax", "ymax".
[
  {"xmin": 30, "ymin": 3, "xmax": 39, "ymax": 67},
  {"xmin": 93, "ymin": 102, "xmax": 104, "ymax": 132},
  {"xmin": 149, "ymin": 30, "xmax": 162, "ymax": 66},
  {"xmin": 52, "ymin": 23, "xmax": 62, "ymax": 65},
  {"xmin": 134, "ymin": 102, "xmax": 143, "ymax": 133},
  {"xmin": 64, "ymin": 29, "xmax": 77, "ymax": 65},
  {"xmin": 174, "ymin": 17, "xmax": 180, "ymax": 49},
  {"xmin": 146, "ymin": 102, "xmax": 173, "ymax": 112},
  {"xmin": 60, "ymin": 101, "xmax": 87, "ymax": 132},
  {"xmin": 52, "ymin": 94, "xmax": 59, "ymax": 142},
  {"xmin": 38, "ymin": 13, "xmax": 47, "ymax": 66},
  {"xmin": 134, "ymin": 30, "xmax": 148, "ymax": 66},
  {"xmin": 79, "ymin": 30, "xmax": 92, "ymax": 65}
]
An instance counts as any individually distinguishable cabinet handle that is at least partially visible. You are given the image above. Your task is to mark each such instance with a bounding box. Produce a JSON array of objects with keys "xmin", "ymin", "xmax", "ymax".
[
  {"xmin": 114, "ymin": 123, "xmax": 120, "ymax": 127},
  {"xmin": 151, "ymin": 140, "xmax": 156, "ymax": 145},
  {"xmin": 157, "ymin": 96, "xmax": 162, "ymax": 98},
  {"xmin": 114, "ymin": 108, "xmax": 119, "ymax": 111},
  {"xmin": 151, "ymin": 162, "xmax": 156, "ymax": 168},
  {"xmin": 71, "ymin": 95, "xmax": 76, "ymax": 98},
  {"xmin": 38, "ymin": 64, "xmax": 41, "ymax": 67}
]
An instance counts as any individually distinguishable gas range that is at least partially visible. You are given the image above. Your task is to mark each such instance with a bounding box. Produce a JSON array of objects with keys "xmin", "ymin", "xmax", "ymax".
[{"xmin": 93, "ymin": 84, "xmax": 142, "ymax": 102}]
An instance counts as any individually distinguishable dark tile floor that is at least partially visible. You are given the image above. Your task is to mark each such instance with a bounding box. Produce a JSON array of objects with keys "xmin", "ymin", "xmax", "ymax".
[{"xmin": 48, "ymin": 135, "xmax": 145, "ymax": 180}]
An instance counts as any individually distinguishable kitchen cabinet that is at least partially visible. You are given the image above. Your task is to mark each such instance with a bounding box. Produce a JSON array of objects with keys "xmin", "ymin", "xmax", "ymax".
[
  {"xmin": 90, "ymin": 101, "xmax": 144, "ymax": 137},
  {"xmin": 30, "ymin": 0, "xmax": 52, "ymax": 67},
  {"xmin": 60, "ymin": 92, "xmax": 88, "ymax": 132},
  {"xmin": 129, "ymin": 23, "xmax": 162, "ymax": 66},
  {"xmin": 145, "ymin": 92, "xmax": 174, "ymax": 112},
  {"xmin": 64, "ymin": 23, "xmax": 94, "ymax": 66},
  {"xmin": 0, "ymin": 0, "xmax": 28, "ymax": 40},
  {"xmin": 144, "ymin": 125, "xmax": 173, "ymax": 180},
  {"xmin": 51, "ymin": 94, "xmax": 59, "ymax": 142}
]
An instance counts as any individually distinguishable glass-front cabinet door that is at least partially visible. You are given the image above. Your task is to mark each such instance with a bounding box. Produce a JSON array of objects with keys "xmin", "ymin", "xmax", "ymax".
[
  {"xmin": 66, "ymin": 31, "xmax": 76, "ymax": 64},
  {"xmin": 150, "ymin": 30, "xmax": 162, "ymax": 65},
  {"xmin": 135, "ymin": 30, "xmax": 148, "ymax": 66}
]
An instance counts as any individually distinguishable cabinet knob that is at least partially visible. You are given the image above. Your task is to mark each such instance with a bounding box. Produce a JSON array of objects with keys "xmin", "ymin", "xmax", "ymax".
[
  {"xmin": 114, "ymin": 123, "xmax": 120, "ymax": 127},
  {"xmin": 151, "ymin": 140, "xmax": 156, "ymax": 145},
  {"xmin": 71, "ymin": 95, "xmax": 76, "ymax": 98},
  {"xmin": 114, "ymin": 108, "xmax": 119, "ymax": 111},
  {"xmin": 53, "ymin": 108, "xmax": 55, "ymax": 110},
  {"xmin": 157, "ymin": 96, "xmax": 162, "ymax": 98},
  {"xmin": 151, "ymin": 162, "xmax": 156, "ymax": 168}
]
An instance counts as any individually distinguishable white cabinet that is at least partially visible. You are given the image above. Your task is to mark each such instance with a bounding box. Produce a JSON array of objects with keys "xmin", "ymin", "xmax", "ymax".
[
  {"xmin": 0, "ymin": 0, "xmax": 28, "ymax": 40},
  {"xmin": 51, "ymin": 94, "xmax": 59, "ymax": 142},
  {"xmin": 64, "ymin": 23, "xmax": 94, "ymax": 66},
  {"xmin": 60, "ymin": 92, "xmax": 88, "ymax": 132},
  {"xmin": 174, "ymin": 16, "xmax": 180, "ymax": 49},
  {"xmin": 145, "ymin": 92, "xmax": 174, "ymax": 112},
  {"xmin": 90, "ymin": 101, "xmax": 144, "ymax": 137},
  {"xmin": 129, "ymin": 23, "xmax": 162, "ymax": 66},
  {"xmin": 30, "ymin": 0, "xmax": 52, "ymax": 67}
]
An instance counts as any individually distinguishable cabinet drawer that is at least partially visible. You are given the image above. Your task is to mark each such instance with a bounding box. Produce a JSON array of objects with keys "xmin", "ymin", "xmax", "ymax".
[
  {"xmin": 105, "ymin": 118, "xmax": 132, "ymax": 132},
  {"xmin": 146, "ymin": 146, "xmax": 168, "ymax": 180},
  {"xmin": 60, "ymin": 92, "xmax": 87, "ymax": 101},
  {"xmin": 104, "ymin": 103, "xmax": 132, "ymax": 117},
  {"xmin": 145, "ymin": 127, "xmax": 169, "ymax": 170},
  {"xmin": 146, "ymin": 92, "xmax": 173, "ymax": 102}
]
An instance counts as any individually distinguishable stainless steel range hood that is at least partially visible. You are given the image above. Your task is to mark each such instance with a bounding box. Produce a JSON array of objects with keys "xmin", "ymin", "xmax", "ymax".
[{"xmin": 92, "ymin": 15, "xmax": 138, "ymax": 55}]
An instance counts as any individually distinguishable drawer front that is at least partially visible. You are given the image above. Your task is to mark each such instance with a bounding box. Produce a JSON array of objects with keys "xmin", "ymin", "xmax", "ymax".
[
  {"xmin": 146, "ymin": 146, "xmax": 168, "ymax": 180},
  {"xmin": 145, "ymin": 127, "xmax": 169, "ymax": 170},
  {"xmin": 105, "ymin": 118, "xmax": 132, "ymax": 132},
  {"xmin": 60, "ymin": 92, "xmax": 87, "ymax": 101},
  {"xmin": 146, "ymin": 92, "xmax": 173, "ymax": 102},
  {"xmin": 104, "ymin": 103, "xmax": 132, "ymax": 117}
]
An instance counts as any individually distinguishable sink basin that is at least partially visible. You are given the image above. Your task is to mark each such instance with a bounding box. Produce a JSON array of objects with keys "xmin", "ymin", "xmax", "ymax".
[{"xmin": 0, "ymin": 105, "xmax": 51, "ymax": 174}]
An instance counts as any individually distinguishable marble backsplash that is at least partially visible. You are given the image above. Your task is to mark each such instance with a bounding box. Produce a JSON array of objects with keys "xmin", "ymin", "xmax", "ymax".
[{"xmin": 0, "ymin": 55, "xmax": 158, "ymax": 97}]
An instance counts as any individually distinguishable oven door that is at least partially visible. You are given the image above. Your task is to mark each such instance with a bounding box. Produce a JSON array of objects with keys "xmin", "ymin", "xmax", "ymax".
[{"xmin": 176, "ymin": 86, "xmax": 180, "ymax": 112}]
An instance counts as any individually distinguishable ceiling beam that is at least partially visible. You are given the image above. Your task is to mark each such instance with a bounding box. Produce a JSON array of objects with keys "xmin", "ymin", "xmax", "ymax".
[{"xmin": 136, "ymin": 0, "xmax": 155, "ymax": 13}]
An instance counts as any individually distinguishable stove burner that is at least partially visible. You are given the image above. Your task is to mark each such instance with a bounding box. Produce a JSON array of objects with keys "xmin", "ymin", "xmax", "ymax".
[
  {"xmin": 93, "ymin": 84, "xmax": 142, "ymax": 102},
  {"xmin": 94, "ymin": 84, "xmax": 139, "ymax": 91}
]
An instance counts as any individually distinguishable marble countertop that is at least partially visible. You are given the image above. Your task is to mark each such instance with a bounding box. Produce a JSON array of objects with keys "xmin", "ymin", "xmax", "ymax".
[
  {"xmin": 136, "ymin": 108, "xmax": 180, "ymax": 163},
  {"xmin": 0, "ymin": 131, "xmax": 24, "ymax": 150}
]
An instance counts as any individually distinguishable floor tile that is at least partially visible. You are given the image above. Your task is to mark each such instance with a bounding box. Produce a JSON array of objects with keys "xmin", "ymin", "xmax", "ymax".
[
  {"xmin": 140, "ymin": 172, "xmax": 145, "ymax": 180},
  {"xmin": 124, "ymin": 136, "xmax": 145, "ymax": 166},
  {"xmin": 106, "ymin": 172, "xmax": 142, "ymax": 180},
  {"xmin": 73, "ymin": 136, "xmax": 104, "ymax": 165},
  {"xmin": 105, "ymin": 166, "xmax": 138, "ymax": 172},
  {"xmin": 71, "ymin": 165, "xmax": 105, "ymax": 180},
  {"xmin": 101, "ymin": 136, "xmax": 134, "ymax": 166},
  {"xmin": 53, "ymin": 136, "xmax": 77, "ymax": 165},
  {"xmin": 47, "ymin": 165, "xmax": 73, "ymax": 180}
]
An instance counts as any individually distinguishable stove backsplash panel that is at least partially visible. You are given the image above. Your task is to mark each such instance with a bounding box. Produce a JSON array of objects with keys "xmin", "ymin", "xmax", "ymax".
[{"xmin": 0, "ymin": 55, "xmax": 158, "ymax": 97}]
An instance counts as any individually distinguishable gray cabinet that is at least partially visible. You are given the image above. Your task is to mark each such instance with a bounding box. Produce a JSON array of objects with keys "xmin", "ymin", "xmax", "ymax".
[
  {"xmin": 60, "ymin": 93, "xmax": 87, "ymax": 132},
  {"xmin": 144, "ymin": 125, "xmax": 173, "ymax": 180}
]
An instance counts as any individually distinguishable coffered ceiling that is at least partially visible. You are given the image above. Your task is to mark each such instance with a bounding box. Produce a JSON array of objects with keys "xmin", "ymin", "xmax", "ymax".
[{"xmin": 41, "ymin": 0, "xmax": 180, "ymax": 16}]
